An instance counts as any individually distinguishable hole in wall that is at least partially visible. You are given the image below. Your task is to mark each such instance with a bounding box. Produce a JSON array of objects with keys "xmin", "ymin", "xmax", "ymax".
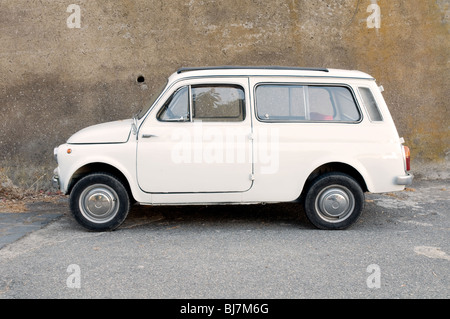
[{"xmin": 136, "ymin": 75, "xmax": 145, "ymax": 83}]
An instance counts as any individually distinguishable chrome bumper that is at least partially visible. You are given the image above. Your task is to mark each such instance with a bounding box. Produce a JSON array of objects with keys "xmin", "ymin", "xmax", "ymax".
[
  {"xmin": 396, "ymin": 173, "xmax": 414, "ymax": 186},
  {"xmin": 52, "ymin": 168, "xmax": 60, "ymax": 189}
]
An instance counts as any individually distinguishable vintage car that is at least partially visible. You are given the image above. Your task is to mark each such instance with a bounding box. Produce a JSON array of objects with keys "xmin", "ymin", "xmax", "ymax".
[{"xmin": 53, "ymin": 66, "xmax": 413, "ymax": 231}]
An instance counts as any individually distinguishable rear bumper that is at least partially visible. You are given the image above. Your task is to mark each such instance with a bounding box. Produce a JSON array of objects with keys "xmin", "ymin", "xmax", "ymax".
[{"xmin": 395, "ymin": 173, "xmax": 414, "ymax": 186}]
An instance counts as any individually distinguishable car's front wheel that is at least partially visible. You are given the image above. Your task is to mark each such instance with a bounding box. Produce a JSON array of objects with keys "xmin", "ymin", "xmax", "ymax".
[
  {"xmin": 304, "ymin": 173, "xmax": 364, "ymax": 230},
  {"xmin": 69, "ymin": 173, "xmax": 130, "ymax": 231}
]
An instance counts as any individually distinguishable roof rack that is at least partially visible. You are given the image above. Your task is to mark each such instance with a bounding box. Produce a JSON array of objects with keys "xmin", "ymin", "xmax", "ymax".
[{"xmin": 177, "ymin": 66, "xmax": 329, "ymax": 74}]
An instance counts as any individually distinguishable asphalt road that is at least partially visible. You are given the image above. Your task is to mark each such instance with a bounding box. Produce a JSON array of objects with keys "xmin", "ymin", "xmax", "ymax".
[{"xmin": 0, "ymin": 179, "xmax": 448, "ymax": 300}]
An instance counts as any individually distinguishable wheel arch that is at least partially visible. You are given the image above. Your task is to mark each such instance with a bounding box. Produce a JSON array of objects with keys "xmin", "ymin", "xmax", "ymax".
[
  {"xmin": 67, "ymin": 162, "xmax": 134, "ymax": 201},
  {"xmin": 301, "ymin": 162, "xmax": 368, "ymax": 199}
]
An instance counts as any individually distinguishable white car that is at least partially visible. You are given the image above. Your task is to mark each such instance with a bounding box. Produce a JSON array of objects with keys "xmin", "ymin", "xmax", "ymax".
[{"xmin": 53, "ymin": 66, "xmax": 413, "ymax": 231}]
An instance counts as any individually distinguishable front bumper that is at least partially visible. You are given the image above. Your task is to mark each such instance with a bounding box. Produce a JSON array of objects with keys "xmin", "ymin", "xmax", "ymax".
[
  {"xmin": 395, "ymin": 173, "xmax": 414, "ymax": 186},
  {"xmin": 52, "ymin": 168, "xmax": 60, "ymax": 189}
]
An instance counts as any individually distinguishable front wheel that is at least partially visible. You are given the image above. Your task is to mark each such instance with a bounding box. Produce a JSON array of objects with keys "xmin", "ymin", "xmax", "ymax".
[
  {"xmin": 69, "ymin": 173, "xmax": 130, "ymax": 231},
  {"xmin": 304, "ymin": 173, "xmax": 364, "ymax": 230}
]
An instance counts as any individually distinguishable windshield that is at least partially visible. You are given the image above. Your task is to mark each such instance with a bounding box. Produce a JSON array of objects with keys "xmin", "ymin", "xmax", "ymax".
[{"xmin": 136, "ymin": 80, "xmax": 168, "ymax": 119}]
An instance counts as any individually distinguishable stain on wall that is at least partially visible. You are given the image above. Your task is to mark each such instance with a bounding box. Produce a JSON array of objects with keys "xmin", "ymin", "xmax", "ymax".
[{"xmin": 0, "ymin": 0, "xmax": 448, "ymax": 190}]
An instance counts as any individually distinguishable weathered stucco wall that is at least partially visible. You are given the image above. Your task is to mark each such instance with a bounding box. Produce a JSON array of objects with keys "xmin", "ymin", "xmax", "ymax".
[{"xmin": 0, "ymin": 0, "xmax": 449, "ymax": 190}]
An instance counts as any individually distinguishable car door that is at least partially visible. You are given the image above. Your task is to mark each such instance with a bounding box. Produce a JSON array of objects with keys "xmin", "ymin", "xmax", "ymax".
[{"xmin": 136, "ymin": 77, "xmax": 253, "ymax": 193}]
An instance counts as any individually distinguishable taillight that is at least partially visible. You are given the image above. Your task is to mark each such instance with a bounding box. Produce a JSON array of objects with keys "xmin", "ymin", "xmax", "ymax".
[{"xmin": 403, "ymin": 146, "xmax": 411, "ymax": 171}]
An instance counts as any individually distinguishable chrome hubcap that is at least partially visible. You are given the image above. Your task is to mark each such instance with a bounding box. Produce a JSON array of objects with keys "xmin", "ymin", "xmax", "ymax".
[
  {"xmin": 79, "ymin": 184, "xmax": 118, "ymax": 223},
  {"xmin": 315, "ymin": 185, "xmax": 355, "ymax": 223}
]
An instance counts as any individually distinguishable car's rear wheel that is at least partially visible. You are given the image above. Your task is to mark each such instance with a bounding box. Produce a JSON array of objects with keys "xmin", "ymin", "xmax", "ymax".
[
  {"xmin": 69, "ymin": 173, "xmax": 130, "ymax": 231},
  {"xmin": 304, "ymin": 173, "xmax": 364, "ymax": 230}
]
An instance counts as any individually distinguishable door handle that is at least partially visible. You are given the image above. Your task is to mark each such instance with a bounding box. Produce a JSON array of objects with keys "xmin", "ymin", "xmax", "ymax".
[{"xmin": 142, "ymin": 134, "xmax": 157, "ymax": 138}]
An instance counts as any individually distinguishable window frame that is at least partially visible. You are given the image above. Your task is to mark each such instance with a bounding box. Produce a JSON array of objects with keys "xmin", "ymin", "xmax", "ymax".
[
  {"xmin": 254, "ymin": 82, "xmax": 363, "ymax": 124},
  {"xmin": 156, "ymin": 83, "xmax": 247, "ymax": 123}
]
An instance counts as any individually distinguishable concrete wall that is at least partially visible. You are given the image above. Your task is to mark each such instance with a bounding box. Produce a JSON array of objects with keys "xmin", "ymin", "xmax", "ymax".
[{"xmin": 1, "ymin": 0, "xmax": 449, "ymax": 190}]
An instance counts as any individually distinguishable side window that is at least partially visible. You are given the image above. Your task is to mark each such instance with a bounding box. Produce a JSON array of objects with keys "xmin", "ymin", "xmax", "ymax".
[
  {"xmin": 333, "ymin": 87, "xmax": 361, "ymax": 120},
  {"xmin": 256, "ymin": 84, "xmax": 361, "ymax": 122},
  {"xmin": 192, "ymin": 85, "xmax": 245, "ymax": 122},
  {"xmin": 308, "ymin": 87, "xmax": 335, "ymax": 120},
  {"xmin": 359, "ymin": 87, "xmax": 383, "ymax": 121},
  {"xmin": 255, "ymin": 85, "xmax": 306, "ymax": 120},
  {"xmin": 157, "ymin": 86, "xmax": 189, "ymax": 122},
  {"xmin": 308, "ymin": 86, "xmax": 361, "ymax": 121}
]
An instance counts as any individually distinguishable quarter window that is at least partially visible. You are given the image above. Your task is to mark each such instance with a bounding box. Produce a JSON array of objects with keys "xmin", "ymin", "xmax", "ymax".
[
  {"xmin": 157, "ymin": 86, "xmax": 189, "ymax": 122},
  {"xmin": 359, "ymin": 87, "xmax": 383, "ymax": 121},
  {"xmin": 256, "ymin": 84, "xmax": 361, "ymax": 122}
]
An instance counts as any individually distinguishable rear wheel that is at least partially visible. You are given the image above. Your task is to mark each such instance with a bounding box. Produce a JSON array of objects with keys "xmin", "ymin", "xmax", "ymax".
[
  {"xmin": 304, "ymin": 173, "xmax": 364, "ymax": 230},
  {"xmin": 69, "ymin": 173, "xmax": 130, "ymax": 231}
]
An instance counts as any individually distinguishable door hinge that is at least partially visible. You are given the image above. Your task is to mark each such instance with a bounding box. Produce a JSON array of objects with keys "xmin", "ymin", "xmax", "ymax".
[
  {"xmin": 249, "ymin": 174, "xmax": 255, "ymax": 181},
  {"xmin": 248, "ymin": 133, "xmax": 254, "ymax": 140}
]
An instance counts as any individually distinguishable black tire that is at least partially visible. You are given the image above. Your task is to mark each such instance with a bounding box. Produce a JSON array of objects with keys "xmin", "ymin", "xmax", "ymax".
[
  {"xmin": 69, "ymin": 173, "xmax": 130, "ymax": 231},
  {"xmin": 304, "ymin": 173, "xmax": 364, "ymax": 230}
]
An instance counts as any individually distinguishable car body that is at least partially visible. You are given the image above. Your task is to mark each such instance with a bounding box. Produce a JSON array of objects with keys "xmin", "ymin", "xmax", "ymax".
[{"xmin": 53, "ymin": 66, "xmax": 413, "ymax": 231}]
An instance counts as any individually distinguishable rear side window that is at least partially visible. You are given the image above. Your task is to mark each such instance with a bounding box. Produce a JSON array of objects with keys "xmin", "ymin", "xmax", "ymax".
[
  {"xmin": 254, "ymin": 85, "xmax": 306, "ymax": 120},
  {"xmin": 255, "ymin": 84, "xmax": 361, "ymax": 122},
  {"xmin": 359, "ymin": 87, "xmax": 383, "ymax": 121}
]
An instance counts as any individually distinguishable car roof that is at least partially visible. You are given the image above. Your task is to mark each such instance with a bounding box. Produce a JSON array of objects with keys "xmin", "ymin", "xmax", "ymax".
[{"xmin": 168, "ymin": 66, "xmax": 374, "ymax": 81}]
